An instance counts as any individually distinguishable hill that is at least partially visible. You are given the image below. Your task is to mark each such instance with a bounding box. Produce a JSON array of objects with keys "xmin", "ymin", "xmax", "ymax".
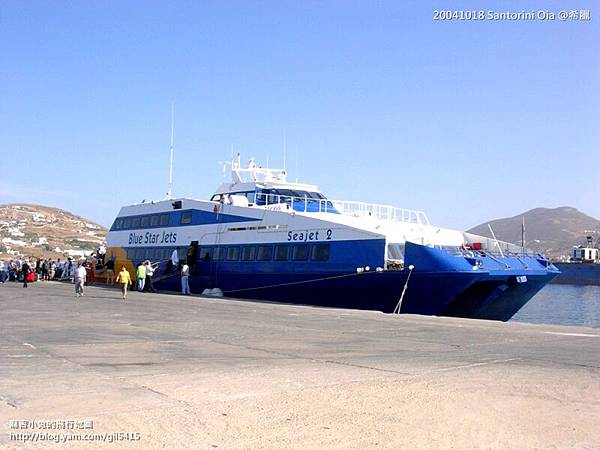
[
  {"xmin": 0, "ymin": 204, "xmax": 107, "ymax": 260},
  {"xmin": 467, "ymin": 207, "xmax": 600, "ymax": 259}
]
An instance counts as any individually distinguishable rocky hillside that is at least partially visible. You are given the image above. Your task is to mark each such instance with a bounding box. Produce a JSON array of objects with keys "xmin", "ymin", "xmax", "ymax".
[
  {"xmin": 0, "ymin": 204, "xmax": 107, "ymax": 260},
  {"xmin": 467, "ymin": 207, "xmax": 600, "ymax": 260}
]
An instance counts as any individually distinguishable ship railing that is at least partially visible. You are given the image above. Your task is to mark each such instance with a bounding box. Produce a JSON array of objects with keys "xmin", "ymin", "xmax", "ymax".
[
  {"xmin": 329, "ymin": 200, "xmax": 430, "ymax": 225},
  {"xmin": 463, "ymin": 233, "xmax": 545, "ymax": 258},
  {"xmin": 258, "ymin": 193, "xmax": 430, "ymax": 225}
]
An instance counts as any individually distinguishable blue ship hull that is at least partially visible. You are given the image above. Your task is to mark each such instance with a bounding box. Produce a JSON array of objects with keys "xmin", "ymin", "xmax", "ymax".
[{"xmin": 149, "ymin": 242, "xmax": 559, "ymax": 321}]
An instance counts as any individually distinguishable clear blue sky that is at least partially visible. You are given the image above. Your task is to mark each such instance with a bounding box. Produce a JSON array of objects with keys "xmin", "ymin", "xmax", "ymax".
[{"xmin": 1, "ymin": 1, "xmax": 598, "ymax": 229}]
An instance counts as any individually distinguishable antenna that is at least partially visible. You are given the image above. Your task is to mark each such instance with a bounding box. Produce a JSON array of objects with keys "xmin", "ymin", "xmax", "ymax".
[
  {"xmin": 295, "ymin": 144, "xmax": 299, "ymax": 183},
  {"xmin": 283, "ymin": 129, "xmax": 287, "ymax": 172},
  {"xmin": 166, "ymin": 103, "xmax": 175, "ymax": 199}
]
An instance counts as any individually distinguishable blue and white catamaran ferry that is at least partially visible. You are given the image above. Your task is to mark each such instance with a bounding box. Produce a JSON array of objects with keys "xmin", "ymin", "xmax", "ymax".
[{"xmin": 105, "ymin": 155, "xmax": 559, "ymax": 321}]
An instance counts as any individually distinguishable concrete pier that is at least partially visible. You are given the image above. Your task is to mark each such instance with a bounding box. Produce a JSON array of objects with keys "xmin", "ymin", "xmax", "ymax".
[{"xmin": 1, "ymin": 282, "xmax": 599, "ymax": 449}]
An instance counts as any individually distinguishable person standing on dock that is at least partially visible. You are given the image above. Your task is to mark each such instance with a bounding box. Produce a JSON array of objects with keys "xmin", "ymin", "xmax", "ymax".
[
  {"xmin": 104, "ymin": 257, "xmax": 115, "ymax": 285},
  {"xmin": 136, "ymin": 263, "xmax": 146, "ymax": 292},
  {"xmin": 144, "ymin": 260, "xmax": 158, "ymax": 293},
  {"xmin": 115, "ymin": 266, "xmax": 132, "ymax": 300},
  {"xmin": 74, "ymin": 262, "xmax": 86, "ymax": 298},
  {"xmin": 181, "ymin": 260, "xmax": 190, "ymax": 295},
  {"xmin": 21, "ymin": 259, "xmax": 31, "ymax": 288}
]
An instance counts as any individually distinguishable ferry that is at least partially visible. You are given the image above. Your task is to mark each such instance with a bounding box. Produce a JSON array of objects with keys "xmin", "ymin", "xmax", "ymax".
[
  {"xmin": 552, "ymin": 236, "xmax": 600, "ymax": 286},
  {"xmin": 103, "ymin": 155, "xmax": 559, "ymax": 321}
]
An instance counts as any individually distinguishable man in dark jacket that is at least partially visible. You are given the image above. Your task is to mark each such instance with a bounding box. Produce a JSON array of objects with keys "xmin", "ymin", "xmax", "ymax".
[{"xmin": 22, "ymin": 260, "xmax": 31, "ymax": 288}]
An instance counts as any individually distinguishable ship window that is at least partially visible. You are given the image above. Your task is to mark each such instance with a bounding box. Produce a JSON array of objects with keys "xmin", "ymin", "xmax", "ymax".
[
  {"xmin": 114, "ymin": 219, "xmax": 124, "ymax": 230},
  {"xmin": 177, "ymin": 246, "xmax": 189, "ymax": 263},
  {"xmin": 226, "ymin": 247, "xmax": 240, "ymax": 261},
  {"xmin": 246, "ymin": 192, "xmax": 255, "ymax": 203},
  {"xmin": 257, "ymin": 246, "xmax": 273, "ymax": 261},
  {"xmin": 292, "ymin": 244, "xmax": 309, "ymax": 261},
  {"xmin": 441, "ymin": 245, "xmax": 462, "ymax": 256},
  {"xmin": 275, "ymin": 245, "xmax": 289, "ymax": 261},
  {"xmin": 160, "ymin": 214, "xmax": 169, "ymax": 226},
  {"xmin": 199, "ymin": 247, "xmax": 213, "ymax": 260},
  {"xmin": 132, "ymin": 216, "xmax": 141, "ymax": 228},
  {"xmin": 150, "ymin": 215, "xmax": 159, "ymax": 227},
  {"xmin": 124, "ymin": 217, "xmax": 132, "ymax": 229},
  {"xmin": 311, "ymin": 244, "xmax": 330, "ymax": 261},
  {"xmin": 141, "ymin": 216, "xmax": 150, "ymax": 227},
  {"xmin": 255, "ymin": 192, "xmax": 266, "ymax": 205},
  {"xmin": 181, "ymin": 211, "xmax": 192, "ymax": 225},
  {"xmin": 241, "ymin": 246, "xmax": 256, "ymax": 261},
  {"xmin": 167, "ymin": 248, "xmax": 176, "ymax": 260},
  {"xmin": 387, "ymin": 243, "xmax": 405, "ymax": 260}
]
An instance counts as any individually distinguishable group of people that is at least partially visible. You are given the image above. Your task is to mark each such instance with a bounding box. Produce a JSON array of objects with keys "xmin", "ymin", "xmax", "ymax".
[
  {"xmin": 1, "ymin": 252, "xmax": 193, "ymax": 299},
  {"xmin": 0, "ymin": 257, "xmax": 95, "ymax": 286}
]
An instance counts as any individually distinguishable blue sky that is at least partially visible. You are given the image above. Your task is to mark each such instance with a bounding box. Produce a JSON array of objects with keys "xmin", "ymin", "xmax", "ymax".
[{"xmin": 1, "ymin": 1, "xmax": 598, "ymax": 229}]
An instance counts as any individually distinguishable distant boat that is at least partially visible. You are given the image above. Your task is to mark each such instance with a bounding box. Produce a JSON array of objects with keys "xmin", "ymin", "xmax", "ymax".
[
  {"xmin": 103, "ymin": 154, "xmax": 559, "ymax": 321},
  {"xmin": 553, "ymin": 237, "xmax": 600, "ymax": 286}
]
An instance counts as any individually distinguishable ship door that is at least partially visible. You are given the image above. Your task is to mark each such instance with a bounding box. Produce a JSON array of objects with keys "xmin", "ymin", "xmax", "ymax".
[{"xmin": 187, "ymin": 241, "xmax": 198, "ymax": 273}]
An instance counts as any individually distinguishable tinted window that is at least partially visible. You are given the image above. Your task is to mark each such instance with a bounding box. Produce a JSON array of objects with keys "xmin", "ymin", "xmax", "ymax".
[
  {"xmin": 387, "ymin": 243, "xmax": 405, "ymax": 260},
  {"xmin": 181, "ymin": 211, "xmax": 192, "ymax": 225},
  {"xmin": 311, "ymin": 244, "xmax": 330, "ymax": 261},
  {"xmin": 132, "ymin": 217, "xmax": 141, "ymax": 228},
  {"xmin": 292, "ymin": 245, "xmax": 309, "ymax": 261},
  {"xmin": 257, "ymin": 246, "xmax": 273, "ymax": 261},
  {"xmin": 241, "ymin": 246, "xmax": 256, "ymax": 261},
  {"xmin": 255, "ymin": 192, "xmax": 267, "ymax": 205},
  {"xmin": 199, "ymin": 247, "xmax": 213, "ymax": 260},
  {"xmin": 226, "ymin": 247, "xmax": 240, "ymax": 261},
  {"xmin": 141, "ymin": 216, "xmax": 150, "ymax": 227},
  {"xmin": 160, "ymin": 214, "xmax": 169, "ymax": 226},
  {"xmin": 179, "ymin": 246, "xmax": 189, "ymax": 263},
  {"xmin": 150, "ymin": 215, "xmax": 159, "ymax": 227},
  {"xmin": 124, "ymin": 217, "xmax": 132, "ymax": 229},
  {"xmin": 114, "ymin": 219, "xmax": 123, "ymax": 230},
  {"xmin": 275, "ymin": 245, "xmax": 289, "ymax": 261}
]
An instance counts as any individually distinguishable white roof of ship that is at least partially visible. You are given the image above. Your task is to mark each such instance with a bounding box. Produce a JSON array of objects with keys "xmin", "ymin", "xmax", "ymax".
[{"xmin": 214, "ymin": 155, "xmax": 319, "ymax": 194}]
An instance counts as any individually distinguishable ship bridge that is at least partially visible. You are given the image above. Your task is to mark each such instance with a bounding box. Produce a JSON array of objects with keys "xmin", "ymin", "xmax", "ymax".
[{"xmin": 212, "ymin": 154, "xmax": 430, "ymax": 226}]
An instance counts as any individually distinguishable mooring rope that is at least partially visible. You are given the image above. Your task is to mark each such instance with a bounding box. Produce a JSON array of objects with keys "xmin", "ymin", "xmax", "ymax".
[{"xmin": 221, "ymin": 270, "xmax": 380, "ymax": 294}]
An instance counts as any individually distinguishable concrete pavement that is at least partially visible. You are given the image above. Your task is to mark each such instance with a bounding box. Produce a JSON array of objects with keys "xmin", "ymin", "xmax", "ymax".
[{"xmin": 0, "ymin": 281, "xmax": 599, "ymax": 449}]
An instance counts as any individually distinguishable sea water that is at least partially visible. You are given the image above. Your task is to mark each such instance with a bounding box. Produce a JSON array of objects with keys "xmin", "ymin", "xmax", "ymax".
[{"xmin": 511, "ymin": 284, "xmax": 600, "ymax": 328}]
